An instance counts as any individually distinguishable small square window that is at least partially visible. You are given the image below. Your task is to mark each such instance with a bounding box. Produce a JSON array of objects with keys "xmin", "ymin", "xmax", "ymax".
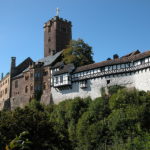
[{"xmin": 107, "ymin": 80, "xmax": 110, "ymax": 85}]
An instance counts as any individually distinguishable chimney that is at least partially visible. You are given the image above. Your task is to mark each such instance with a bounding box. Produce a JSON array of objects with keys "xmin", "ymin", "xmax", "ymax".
[
  {"xmin": 1, "ymin": 73, "xmax": 3, "ymax": 80},
  {"xmin": 10, "ymin": 57, "xmax": 16, "ymax": 75},
  {"xmin": 113, "ymin": 54, "xmax": 119, "ymax": 59}
]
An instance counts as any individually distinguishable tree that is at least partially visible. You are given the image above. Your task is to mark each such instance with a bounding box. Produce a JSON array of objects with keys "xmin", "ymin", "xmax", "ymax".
[
  {"xmin": 7, "ymin": 131, "xmax": 32, "ymax": 150},
  {"xmin": 62, "ymin": 39, "xmax": 94, "ymax": 67}
]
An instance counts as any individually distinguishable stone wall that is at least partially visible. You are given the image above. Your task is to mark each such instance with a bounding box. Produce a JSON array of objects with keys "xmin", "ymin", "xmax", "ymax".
[
  {"xmin": 41, "ymin": 66, "xmax": 52, "ymax": 105},
  {"xmin": 10, "ymin": 76, "xmax": 31, "ymax": 109},
  {"xmin": 0, "ymin": 74, "xmax": 10, "ymax": 110}
]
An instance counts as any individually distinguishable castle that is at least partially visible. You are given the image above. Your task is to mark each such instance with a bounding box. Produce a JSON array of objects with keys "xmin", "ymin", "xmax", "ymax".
[{"xmin": 1, "ymin": 14, "xmax": 150, "ymax": 110}]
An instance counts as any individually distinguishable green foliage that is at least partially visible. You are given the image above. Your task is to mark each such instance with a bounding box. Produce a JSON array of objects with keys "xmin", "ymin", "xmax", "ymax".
[
  {"xmin": 108, "ymin": 85, "xmax": 124, "ymax": 96},
  {"xmin": 76, "ymin": 97, "xmax": 110, "ymax": 149},
  {"xmin": 8, "ymin": 131, "xmax": 32, "ymax": 150},
  {"xmin": 62, "ymin": 39, "xmax": 94, "ymax": 67},
  {"xmin": 0, "ymin": 89, "xmax": 150, "ymax": 149}
]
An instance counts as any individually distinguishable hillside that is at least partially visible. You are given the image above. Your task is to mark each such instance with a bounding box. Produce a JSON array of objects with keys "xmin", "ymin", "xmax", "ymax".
[{"xmin": 0, "ymin": 86, "xmax": 150, "ymax": 150}]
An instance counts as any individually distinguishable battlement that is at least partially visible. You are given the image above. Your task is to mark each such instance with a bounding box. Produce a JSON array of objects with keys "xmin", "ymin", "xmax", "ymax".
[{"xmin": 44, "ymin": 16, "xmax": 72, "ymax": 28}]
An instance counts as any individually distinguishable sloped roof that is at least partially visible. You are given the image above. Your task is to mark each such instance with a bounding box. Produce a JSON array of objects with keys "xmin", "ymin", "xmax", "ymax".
[
  {"xmin": 74, "ymin": 50, "xmax": 150, "ymax": 73},
  {"xmin": 51, "ymin": 61, "xmax": 64, "ymax": 69},
  {"xmin": 12, "ymin": 73, "xmax": 23, "ymax": 79},
  {"xmin": 54, "ymin": 64, "xmax": 75, "ymax": 75},
  {"xmin": 36, "ymin": 51, "xmax": 63, "ymax": 66},
  {"xmin": 12, "ymin": 57, "xmax": 33, "ymax": 77}
]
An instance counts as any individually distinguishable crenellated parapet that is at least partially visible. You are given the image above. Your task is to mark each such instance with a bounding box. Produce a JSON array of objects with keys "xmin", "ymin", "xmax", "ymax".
[{"xmin": 44, "ymin": 16, "xmax": 72, "ymax": 28}]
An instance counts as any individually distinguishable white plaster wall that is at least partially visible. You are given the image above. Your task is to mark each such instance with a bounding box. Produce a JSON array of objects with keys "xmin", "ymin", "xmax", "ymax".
[
  {"xmin": 134, "ymin": 68, "xmax": 150, "ymax": 91},
  {"xmin": 51, "ymin": 68, "xmax": 150, "ymax": 104}
]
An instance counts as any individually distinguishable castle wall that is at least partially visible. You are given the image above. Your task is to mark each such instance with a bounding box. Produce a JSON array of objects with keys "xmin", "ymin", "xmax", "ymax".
[
  {"xmin": 51, "ymin": 68, "xmax": 150, "ymax": 103},
  {"xmin": 41, "ymin": 66, "xmax": 52, "ymax": 105},
  {"xmin": 0, "ymin": 74, "xmax": 10, "ymax": 109},
  {"xmin": 10, "ymin": 76, "xmax": 31, "ymax": 109}
]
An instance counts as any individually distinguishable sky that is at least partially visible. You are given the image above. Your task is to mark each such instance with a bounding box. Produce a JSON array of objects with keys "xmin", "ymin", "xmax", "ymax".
[{"xmin": 0, "ymin": 0, "xmax": 150, "ymax": 75}]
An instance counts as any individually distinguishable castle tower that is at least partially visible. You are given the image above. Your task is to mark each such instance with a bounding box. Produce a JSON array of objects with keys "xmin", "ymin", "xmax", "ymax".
[{"xmin": 44, "ymin": 13, "xmax": 72, "ymax": 57}]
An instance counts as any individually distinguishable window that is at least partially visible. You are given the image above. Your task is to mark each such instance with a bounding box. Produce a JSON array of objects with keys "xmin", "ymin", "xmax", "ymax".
[
  {"xmin": 62, "ymin": 27, "xmax": 67, "ymax": 32},
  {"xmin": 55, "ymin": 77, "xmax": 58, "ymax": 84},
  {"xmin": 101, "ymin": 67, "xmax": 105, "ymax": 72},
  {"xmin": 48, "ymin": 37, "xmax": 51, "ymax": 42},
  {"xmin": 117, "ymin": 65, "xmax": 121, "ymax": 69},
  {"xmin": 15, "ymin": 80, "xmax": 18, "ymax": 88},
  {"xmin": 130, "ymin": 62, "xmax": 133, "ymax": 67},
  {"xmin": 121, "ymin": 64, "xmax": 125, "ymax": 69},
  {"xmin": 30, "ymin": 85, "xmax": 33, "ymax": 91},
  {"xmin": 97, "ymin": 68, "xmax": 101, "ymax": 72},
  {"xmin": 94, "ymin": 69, "xmax": 98, "ymax": 73},
  {"xmin": 43, "ymin": 70, "xmax": 48, "ymax": 76},
  {"xmin": 60, "ymin": 76, "xmax": 63, "ymax": 83},
  {"xmin": 113, "ymin": 65, "xmax": 117, "ymax": 70},
  {"xmin": 105, "ymin": 67, "xmax": 108, "ymax": 71},
  {"xmin": 81, "ymin": 72, "xmax": 83, "ymax": 77},
  {"xmin": 125, "ymin": 63, "xmax": 130, "ymax": 68},
  {"xmin": 134, "ymin": 61, "xmax": 138, "ymax": 66},
  {"xmin": 5, "ymin": 88, "xmax": 7, "ymax": 94},
  {"xmin": 38, "ymin": 73, "xmax": 41, "ymax": 77},
  {"xmin": 30, "ymin": 73, "xmax": 33, "ymax": 78},
  {"xmin": 35, "ymin": 72, "xmax": 41, "ymax": 78},
  {"xmin": 107, "ymin": 80, "xmax": 110, "ymax": 85},
  {"xmin": 38, "ymin": 85, "xmax": 41, "ymax": 90},
  {"xmin": 25, "ymin": 86, "xmax": 28, "ymax": 93},
  {"xmin": 43, "ymin": 82, "xmax": 46, "ymax": 90},
  {"xmin": 49, "ymin": 49, "xmax": 51, "ymax": 54},
  {"xmin": 91, "ymin": 70, "xmax": 94, "ymax": 74},
  {"xmin": 109, "ymin": 66, "xmax": 113, "ymax": 71},
  {"xmin": 25, "ymin": 76, "xmax": 29, "ymax": 80},
  {"xmin": 137, "ymin": 61, "xmax": 141, "ymax": 65},
  {"xmin": 80, "ymin": 80, "xmax": 87, "ymax": 88},
  {"xmin": 48, "ymin": 27, "xmax": 51, "ymax": 32}
]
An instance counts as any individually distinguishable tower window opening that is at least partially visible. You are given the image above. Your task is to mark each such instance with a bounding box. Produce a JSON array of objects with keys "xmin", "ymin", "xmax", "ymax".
[{"xmin": 48, "ymin": 27, "xmax": 51, "ymax": 32}]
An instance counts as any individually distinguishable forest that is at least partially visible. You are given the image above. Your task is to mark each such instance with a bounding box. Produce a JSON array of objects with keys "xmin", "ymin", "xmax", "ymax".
[{"xmin": 0, "ymin": 86, "xmax": 150, "ymax": 150}]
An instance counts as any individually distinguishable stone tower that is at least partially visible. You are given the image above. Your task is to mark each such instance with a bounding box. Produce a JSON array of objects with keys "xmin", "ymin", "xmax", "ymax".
[{"xmin": 44, "ymin": 16, "xmax": 72, "ymax": 57}]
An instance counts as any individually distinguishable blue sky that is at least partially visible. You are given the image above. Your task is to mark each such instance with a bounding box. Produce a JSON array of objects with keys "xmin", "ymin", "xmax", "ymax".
[{"xmin": 0, "ymin": 0, "xmax": 150, "ymax": 75}]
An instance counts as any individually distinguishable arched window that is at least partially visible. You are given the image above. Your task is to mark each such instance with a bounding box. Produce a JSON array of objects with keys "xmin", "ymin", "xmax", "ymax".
[
  {"xmin": 30, "ymin": 85, "xmax": 33, "ymax": 91},
  {"xmin": 25, "ymin": 86, "xmax": 28, "ymax": 93}
]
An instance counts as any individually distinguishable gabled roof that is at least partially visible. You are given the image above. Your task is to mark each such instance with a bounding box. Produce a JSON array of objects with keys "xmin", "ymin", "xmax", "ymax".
[
  {"xmin": 13, "ymin": 57, "xmax": 33, "ymax": 77},
  {"xmin": 36, "ymin": 51, "xmax": 63, "ymax": 66},
  {"xmin": 121, "ymin": 50, "xmax": 140, "ymax": 58}
]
